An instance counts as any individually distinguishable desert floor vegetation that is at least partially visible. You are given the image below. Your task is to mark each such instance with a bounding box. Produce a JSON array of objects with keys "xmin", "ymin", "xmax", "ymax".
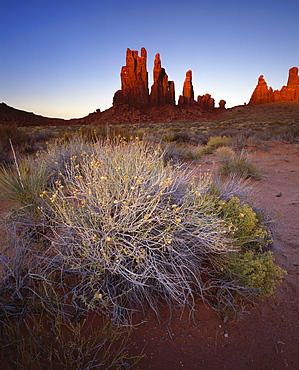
[
  {"xmin": 216, "ymin": 147, "xmax": 263, "ymax": 180},
  {"xmin": 0, "ymin": 135, "xmax": 285, "ymax": 367}
]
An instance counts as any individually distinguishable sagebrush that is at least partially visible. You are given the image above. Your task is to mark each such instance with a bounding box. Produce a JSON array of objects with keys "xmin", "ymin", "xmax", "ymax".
[{"xmin": 0, "ymin": 138, "xmax": 284, "ymax": 326}]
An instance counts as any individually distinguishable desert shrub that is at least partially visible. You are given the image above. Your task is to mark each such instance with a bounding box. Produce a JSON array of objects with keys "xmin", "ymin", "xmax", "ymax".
[
  {"xmin": 30, "ymin": 127, "xmax": 54, "ymax": 142},
  {"xmin": 215, "ymin": 146, "xmax": 235, "ymax": 161},
  {"xmin": 173, "ymin": 131, "xmax": 192, "ymax": 143},
  {"xmin": 161, "ymin": 132, "xmax": 176, "ymax": 142},
  {"xmin": 39, "ymin": 140, "xmax": 234, "ymax": 321},
  {"xmin": 0, "ymin": 126, "xmax": 55, "ymax": 163},
  {"xmin": 218, "ymin": 151, "xmax": 262, "ymax": 180},
  {"xmin": 200, "ymin": 135, "xmax": 232, "ymax": 155},
  {"xmin": 200, "ymin": 145, "xmax": 215, "ymax": 155},
  {"xmin": 43, "ymin": 135, "xmax": 94, "ymax": 179},
  {"xmin": 164, "ymin": 144, "xmax": 202, "ymax": 162},
  {"xmin": 220, "ymin": 251, "xmax": 285, "ymax": 297},
  {"xmin": 0, "ymin": 138, "xmax": 284, "ymax": 325},
  {"xmin": 0, "ymin": 125, "xmax": 31, "ymax": 152},
  {"xmin": 217, "ymin": 196, "xmax": 270, "ymax": 250},
  {"xmin": 207, "ymin": 135, "xmax": 232, "ymax": 148},
  {"xmin": 269, "ymin": 125, "xmax": 299, "ymax": 144},
  {"xmin": 161, "ymin": 131, "xmax": 193, "ymax": 144},
  {"xmin": 230, "ymin": 132, "xmax": 253, "ymax": 152}
]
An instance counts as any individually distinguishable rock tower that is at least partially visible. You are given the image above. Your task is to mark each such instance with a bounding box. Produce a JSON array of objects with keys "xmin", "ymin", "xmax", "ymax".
[{"xmin": 249, "ymin": 67, "xmax": 299, "ymax": 105}]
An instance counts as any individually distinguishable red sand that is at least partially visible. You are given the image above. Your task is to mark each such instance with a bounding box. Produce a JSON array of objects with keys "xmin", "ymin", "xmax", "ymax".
[{"xmin": 128, "ymin": 142, "xmax": 299, "ymax": 369}]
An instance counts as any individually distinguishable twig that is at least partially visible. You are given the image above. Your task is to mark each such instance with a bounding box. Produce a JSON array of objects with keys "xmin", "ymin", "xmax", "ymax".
[
  {"xmin": 173, "ymin": 334, "xmax": 193, "ymax": 340},
  {"xmin": 9, "ymin": 138, "xmax": 24, "ymax": 190},
  {"xmin": 215, "ymin": 329, "xmax": 218, "ymax": 355},
  {"xmin": 269, "ymin": 329, "xmax": 279, "ymax": 355}
]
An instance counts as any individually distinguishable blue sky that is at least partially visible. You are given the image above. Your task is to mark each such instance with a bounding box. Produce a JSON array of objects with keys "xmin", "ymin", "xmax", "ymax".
[{"xmin": 1, "ymin": 0, "xmax": 298, "ymax": 118}]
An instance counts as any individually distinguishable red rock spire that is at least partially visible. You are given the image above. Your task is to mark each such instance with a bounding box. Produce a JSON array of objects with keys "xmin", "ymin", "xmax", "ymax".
[
  {"xmin": 178, "ymin": 70, "xmax": 197, "ymax": 106},
  {"xmin": 249, "ymin": 67, "xmax": 299, "ymax": 105},
  {"xmin": 183, "ymin": 70, "xmax": 194, "ymax": 101},
  {"xmin": 113, "ymin": 47, "xmax": 149, "ymax": 107},
  {"xmin": 249, "ymin": 75, "xmax": 273, "ymax": 105},
  {"xmin": 113, "ymin": 47, "xmax": 222, "ymax": 111},
  {"xmin": 150, "ymin": 53, "xmax": 175, "ymax": 106}
]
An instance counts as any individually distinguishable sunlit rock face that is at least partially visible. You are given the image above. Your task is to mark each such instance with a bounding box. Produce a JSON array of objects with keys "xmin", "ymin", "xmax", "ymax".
[
  {"xmin": 178, "ymin": 70, "xmax": 197, "ymax": 107},
  {"xmin": 249, "ymin": 75, "xmax": 273, "ymax": 105},
  {"xmin": 113, "ymin": 47, "xmax": 149, "ymax": 108},
  {"xmin": 197, "ymin": 94, "xmax": 215, "ymax": 110},
  {"xmin": 113, "ymin": 47, "xmax": 224, "ymax": 110},
  {"xmin": 249, "ymin": 67, "xmax": 299, "ymax": 105},
  {"xmin": 150, "ymin": 53, "xmax": 175, "ymax": 107}
]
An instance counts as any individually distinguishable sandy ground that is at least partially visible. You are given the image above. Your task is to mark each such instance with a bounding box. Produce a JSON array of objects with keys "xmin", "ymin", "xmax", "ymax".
[
  {"xmin": 129, "ymin": 142, "xmax": 299, "ymax": 369},
  {"xmin": 0, "ymin": 142, "xmax": 298, "ymax": 369}
]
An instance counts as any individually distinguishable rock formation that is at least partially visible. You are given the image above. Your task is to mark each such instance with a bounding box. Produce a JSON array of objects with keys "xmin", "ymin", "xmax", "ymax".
[
  {"xmin": 149, "ymin": 53, "xmax": 175, "ymax": 106},
  {"xmin": 113, "ymin": 47, "xmax": 149, "ymax": 108},
  {"xmin": 113, "ymin": 47, "xmax": 225, "ymax": 112},
  {"xmin": 197, "ymin": 94, "xmax": 215, "ymax": 110},
  {"xmin": 219, "ymin": 100, "xmax": 226, "ymax": 109},
  {"xmin": 249, "ymin": 67, "xmax": 299, "ymax": 105},
  {"xmin": 178, "ymin": 70, "xmax": 196, "ymax": 106},
  {"xmin": 249, "ymin": 75, "xmax": 273, "ymax": 105}
]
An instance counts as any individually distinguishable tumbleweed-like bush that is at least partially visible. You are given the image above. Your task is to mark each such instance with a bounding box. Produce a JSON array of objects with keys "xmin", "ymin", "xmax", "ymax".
[
  {"xmin": 217, "ymin": 150, "xmax": 262, "ymax": 180},
  {"xmin": 0, "ymin": 137, "xmax": 284, "ymax": 325}
]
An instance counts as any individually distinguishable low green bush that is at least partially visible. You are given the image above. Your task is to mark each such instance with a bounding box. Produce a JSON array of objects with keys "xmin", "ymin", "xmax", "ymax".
[
  {"xmin": 218, "ymin": 196, "xmax": 270, "ymax": 250},
  {"xmin": 207, "ymin": 135, "xmax": 232, "ymax": 148},
  {"xmin": 225, "ymin": 250, "xmax": 284, "ymax": 297}
]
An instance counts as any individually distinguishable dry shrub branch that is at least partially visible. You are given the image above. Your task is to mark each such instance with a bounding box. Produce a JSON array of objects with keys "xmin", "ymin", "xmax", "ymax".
[{"xmin": 0, "ymin": 137, "xmax": 284, "ymax": 327}]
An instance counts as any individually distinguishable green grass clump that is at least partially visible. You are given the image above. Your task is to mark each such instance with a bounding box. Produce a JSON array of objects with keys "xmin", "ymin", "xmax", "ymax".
[{"xmin": 0, "ymin": 157, "xmax": 50, "ymax": 209}]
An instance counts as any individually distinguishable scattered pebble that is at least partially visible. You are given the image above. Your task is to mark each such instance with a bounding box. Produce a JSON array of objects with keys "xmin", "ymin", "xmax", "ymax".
[
  {"xmin": 276, "ymin": 192, "xmax": 283, "ymax": 197},
  {"xmin": 223, "ymin": 315, "xmax": 229, "ymax": 324}
]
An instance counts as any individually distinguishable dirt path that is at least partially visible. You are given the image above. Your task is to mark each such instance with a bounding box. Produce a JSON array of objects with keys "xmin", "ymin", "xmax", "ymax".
[{"xmin": 129, "ymin": 142, "xmax": 299, "ymax": 369}]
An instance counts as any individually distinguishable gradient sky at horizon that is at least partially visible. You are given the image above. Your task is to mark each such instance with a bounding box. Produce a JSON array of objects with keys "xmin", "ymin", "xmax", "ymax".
[{"xmin": 1, "ymin": 0, "xmax": 299, "ymax": 119}]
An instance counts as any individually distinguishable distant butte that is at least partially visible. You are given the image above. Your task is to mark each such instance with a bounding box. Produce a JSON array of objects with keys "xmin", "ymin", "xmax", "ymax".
[
  {"xmin": 249, "ymin": 67, "xmax": 299, "ymax": 105},
  {"xmin": 113, "ymin": 47, "xmax": 226, "ymax": 111}
]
